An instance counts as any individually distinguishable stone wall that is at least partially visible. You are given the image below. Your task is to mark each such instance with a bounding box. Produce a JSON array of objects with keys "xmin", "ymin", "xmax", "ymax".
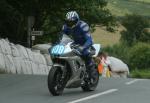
[{"xmin": 0, "ymin": 39, "xmax": 52, "ymax": 75}]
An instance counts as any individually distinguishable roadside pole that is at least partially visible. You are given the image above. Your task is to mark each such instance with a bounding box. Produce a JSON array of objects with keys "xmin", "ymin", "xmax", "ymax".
[{"xmin": 27, "ymin": 16, "xmax": 35, "ymax": 48}]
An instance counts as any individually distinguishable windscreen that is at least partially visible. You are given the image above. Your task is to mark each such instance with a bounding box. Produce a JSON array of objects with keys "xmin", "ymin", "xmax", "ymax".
[{"xmin": 59, "ymin": 34, "xmax": 73, "ymax": 45}]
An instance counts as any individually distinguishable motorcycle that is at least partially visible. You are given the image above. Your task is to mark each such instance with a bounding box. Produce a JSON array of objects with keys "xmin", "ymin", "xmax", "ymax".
[{"xmin": 47, "ymin": 34, "xmax": 101, "ymax": 96}]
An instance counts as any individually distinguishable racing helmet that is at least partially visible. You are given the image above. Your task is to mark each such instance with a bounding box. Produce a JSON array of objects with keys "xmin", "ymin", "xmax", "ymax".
[{"xmin": 65, "ymin": 11, "xmax": 79, "ymax": 28}]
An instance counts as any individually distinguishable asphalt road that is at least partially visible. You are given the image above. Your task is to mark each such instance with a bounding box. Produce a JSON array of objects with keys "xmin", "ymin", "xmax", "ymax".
[{"xmin": 0, "ymin": 74, "xmax": 150, "ymax": 103}]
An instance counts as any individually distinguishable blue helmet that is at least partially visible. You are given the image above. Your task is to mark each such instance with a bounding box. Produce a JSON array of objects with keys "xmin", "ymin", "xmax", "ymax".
[
  {"xmin": 66, "ymin": 11, "xmax": 79, "ymax": 21},
  {"xmin": 65, "ymin": 11, "xmax": 79, "ymax": 28}
]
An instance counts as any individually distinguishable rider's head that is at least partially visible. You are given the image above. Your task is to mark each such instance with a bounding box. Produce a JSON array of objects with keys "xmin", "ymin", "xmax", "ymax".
[{"xmin": 65, "ymin": 11, "xmax": 79, "ymax": 28}]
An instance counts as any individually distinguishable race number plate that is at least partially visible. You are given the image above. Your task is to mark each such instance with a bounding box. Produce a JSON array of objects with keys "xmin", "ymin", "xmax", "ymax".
[{"xmin": 51, "ymin": 45, "xmax": 65, "ymax": 55}]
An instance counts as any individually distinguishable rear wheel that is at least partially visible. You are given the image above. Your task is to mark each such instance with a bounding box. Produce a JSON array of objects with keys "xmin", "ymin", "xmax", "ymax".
[
  {"xmin": 48, "ymin": 66, "xmax": 65, "ymax": 96},
  {"xmin": 81, "ymin": 64, "xmax": 99, "ymax": 91}
]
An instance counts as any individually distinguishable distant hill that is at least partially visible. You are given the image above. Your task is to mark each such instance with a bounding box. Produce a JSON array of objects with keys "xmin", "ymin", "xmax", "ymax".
[
  {"xmin": 92, "ymin": 0, "xmax": 150, "ymax": 47},
  {"xmin": 107, "ymin": 0, "xmax": 150, "ymax": 16}
]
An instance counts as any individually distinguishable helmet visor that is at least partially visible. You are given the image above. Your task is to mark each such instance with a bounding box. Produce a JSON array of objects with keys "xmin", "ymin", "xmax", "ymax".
[{"xmin": 65, "ymin": 20, "xmax": 77, "ymax": 28}]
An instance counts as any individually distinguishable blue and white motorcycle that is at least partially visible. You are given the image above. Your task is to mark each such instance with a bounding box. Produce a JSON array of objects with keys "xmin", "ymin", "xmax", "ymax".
[{"xmin": 48, "ymin": 34, "xmax": 101, "ymax": 96}]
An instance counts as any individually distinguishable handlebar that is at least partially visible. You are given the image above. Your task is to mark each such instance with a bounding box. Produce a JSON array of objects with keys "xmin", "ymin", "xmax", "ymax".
[
  {"xmin": 70, "ymin": 44, "xmax": 82, "ymax": 55},
  {"xmin": 70, "ymin": 44, "xmax": 80, "ymax": 49}
]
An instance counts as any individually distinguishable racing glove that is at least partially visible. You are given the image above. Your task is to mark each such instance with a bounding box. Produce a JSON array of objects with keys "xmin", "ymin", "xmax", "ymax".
[{"xmin": 78, "ymin": 46, "xmax": 84, "ymax": 53}]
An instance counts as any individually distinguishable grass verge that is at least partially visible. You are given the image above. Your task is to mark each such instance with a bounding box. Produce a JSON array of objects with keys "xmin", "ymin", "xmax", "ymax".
[
  {"xmin": 131, "ymin": 69, "xmax": 150, "ymax": 79},
  {"xmin": 0, "ymin": 70, "xmax": 6, "ymax": 74}
]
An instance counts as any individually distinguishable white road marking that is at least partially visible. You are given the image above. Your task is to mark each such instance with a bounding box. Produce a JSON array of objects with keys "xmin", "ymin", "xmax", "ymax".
[
  {"xmin": 125, "ymin": 79, "xmax": 140, "ymax": 85},
  {"xmin": 67, "ymin": 89, "xmax": 118, "ymax": 103}
]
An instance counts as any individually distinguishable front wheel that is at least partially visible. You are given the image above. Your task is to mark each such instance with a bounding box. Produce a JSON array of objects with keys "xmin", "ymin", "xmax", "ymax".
[
  {"xmin": 47, "ymin": 66, "xmax": 65, "ymax": 96},
  {"xmin": 81, "ymin": 65, "xmax": 99, "ymax": 91}
]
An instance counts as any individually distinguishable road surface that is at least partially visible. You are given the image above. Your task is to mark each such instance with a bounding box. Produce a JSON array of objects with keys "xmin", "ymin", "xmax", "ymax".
[{"xmin": 0, "ymin": 74, "xmax": 150, "ymax": 103}]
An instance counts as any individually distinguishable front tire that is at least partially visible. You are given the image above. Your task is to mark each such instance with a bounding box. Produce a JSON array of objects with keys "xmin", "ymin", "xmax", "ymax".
[{"xmin": 47, "ymin": 66, "xmax": 65, "ymax": 96}]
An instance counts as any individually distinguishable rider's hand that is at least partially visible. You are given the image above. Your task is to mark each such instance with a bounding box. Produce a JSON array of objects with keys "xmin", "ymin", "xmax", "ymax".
[{"xmin": 78, "ymin": 46, "xmax": 84, "ymax": 53}]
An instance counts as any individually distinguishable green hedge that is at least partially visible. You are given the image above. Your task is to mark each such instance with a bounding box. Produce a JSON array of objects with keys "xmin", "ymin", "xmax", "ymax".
[
  {"xmin": 103, "ymin": 42, "xmax": 150, "ymax": 70},
  {"xmin": 128, "ymin": 42, "xmax": 150, "ymax": 69},
  {"xmin": 103, "ymin": 43, "xmax": 129, "ymax": 64}
]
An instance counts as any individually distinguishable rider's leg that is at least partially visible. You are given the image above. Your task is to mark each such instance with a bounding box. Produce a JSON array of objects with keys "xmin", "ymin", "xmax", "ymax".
[{"xmin": 82, "ymin": 49, "xmax": 96, "ymax": 79}]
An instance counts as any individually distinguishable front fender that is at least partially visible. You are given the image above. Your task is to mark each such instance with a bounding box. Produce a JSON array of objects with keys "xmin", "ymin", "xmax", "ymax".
[{"xmin": 52, "ymin": 63, "xmax": 65, "ymax": 72}]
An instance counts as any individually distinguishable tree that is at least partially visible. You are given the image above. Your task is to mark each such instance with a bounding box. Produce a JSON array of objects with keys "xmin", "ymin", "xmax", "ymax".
[
  {"xmin": 121, "ymin": 14, "xmax": 150, "ymax": 45},
  {"xmin": 0, "ymin": 0, "xmax": 23, "ymax": 43},
  {"xmin": 140, "ymin": 28, "xmax": 150, "ymax": 43},
  {"xmin": 0, "ymin": 0, "xmax": 115, "ymax": 45},
  {"xmin": 40, "ymin": 0, "xmax": 115, "ymax": 43}
]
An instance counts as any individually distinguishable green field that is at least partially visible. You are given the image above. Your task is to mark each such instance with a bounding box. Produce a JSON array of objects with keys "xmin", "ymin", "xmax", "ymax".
[
  {"xmin": 107, "ymin": 0, "xmax": 150, "ymax": 16},
  {"xmin": 92, "ymin": 26, "xmax": 122, "ymax": 47},
  {"xmin": 132, "ymin": 0, "xmax": 150, "ymax": 3}
]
